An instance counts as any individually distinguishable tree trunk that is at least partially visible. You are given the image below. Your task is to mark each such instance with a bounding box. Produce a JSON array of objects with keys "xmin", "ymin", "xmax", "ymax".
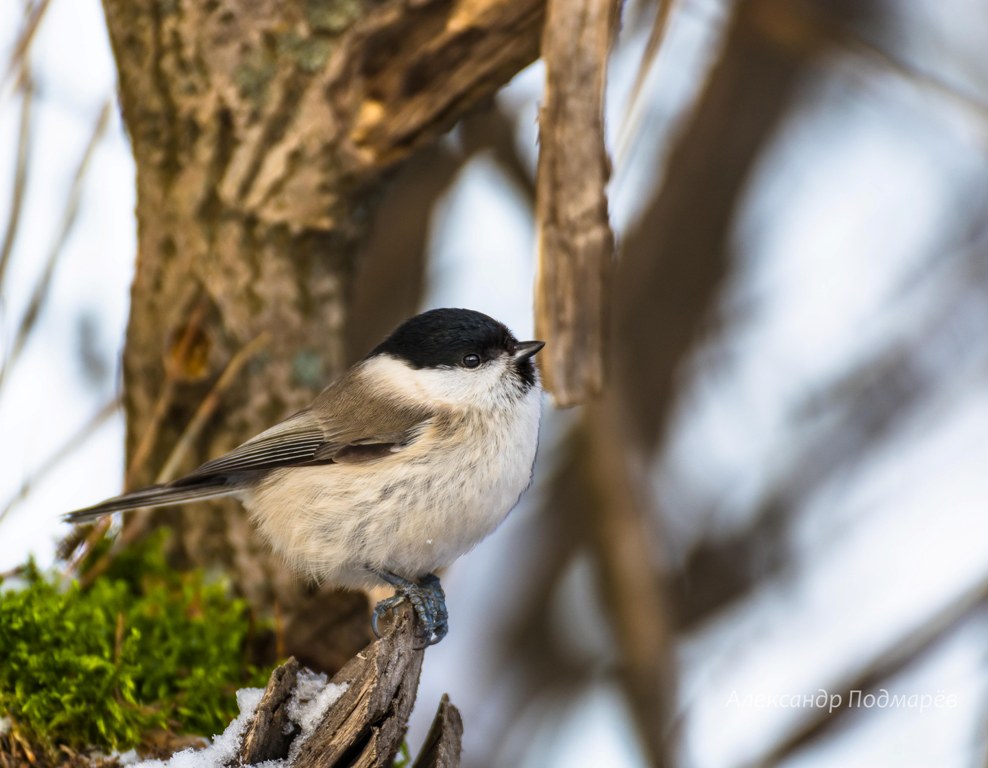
[{"xmin": 101, "ymin": 0, "xmax": 544, "ymax": 670}]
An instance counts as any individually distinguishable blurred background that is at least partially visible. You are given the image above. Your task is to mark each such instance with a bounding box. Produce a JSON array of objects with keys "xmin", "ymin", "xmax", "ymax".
[{"xmin": 2, "ymin": 0, "xmax": 988, "ymax": 766}]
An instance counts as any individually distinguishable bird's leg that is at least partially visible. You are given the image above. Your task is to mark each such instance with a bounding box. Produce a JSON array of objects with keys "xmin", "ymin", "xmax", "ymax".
[{"xmin": 370, "ymin": 570, "xmax": 448, "ymax": 646}]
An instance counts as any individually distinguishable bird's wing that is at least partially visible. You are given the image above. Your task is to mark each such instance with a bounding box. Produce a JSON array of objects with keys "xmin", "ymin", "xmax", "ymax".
[
  {"xmin": 65, "ymin": 381, "xmax": 434, "ymax": 522},
  {"xmin": 179, "ymin": 410, "xmax": 329, "ymax": 479},
  {"xmin": 181, "ymin": 392, "xmax": 433, "ymax": 482}
]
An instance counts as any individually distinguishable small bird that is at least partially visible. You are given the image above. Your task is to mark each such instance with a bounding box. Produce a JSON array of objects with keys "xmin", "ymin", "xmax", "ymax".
[{"xmin": 66, "ymin": 308, "xmax": 544, "ymax": 645}]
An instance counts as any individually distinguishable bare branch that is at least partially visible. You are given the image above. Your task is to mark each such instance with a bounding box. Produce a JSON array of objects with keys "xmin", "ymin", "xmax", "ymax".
[
  {"xmin": 584, "ymin": 402, "xmax": 675, "ymax": 767},
  {"xmin": 751, "ymin": 0, "xmax": 988, "ymax": 130},
  {"xmin": 0, "ymin": 101, "xmax": 112, "ymax": 392},
  {"xmin": 762, "ymin": 575, "xmax": 988, "ymax": 765},
  {"xmin": 616, "ymin": 0, "xmax": 679, "ymax": 168},
  {"xmin": 0, "ymin": 69, "xmax": 33, "ymax": 293},
  {"xmin": 124, "ymin": 288, "xmax": 208, "ymax": 490},
  {"xmin": 232, "ymin": 614, "xmax": 460, "ymax": 767},
  {"xmin": 0, "ymin": 0, "xmax": 51, "ymax": 103},
  {"xmin": 0, "ymin": 397, "xmax": 120, "ymax": 526},
  {"xmin": 535, "ymin": 0, "xmax": 619, "ymax": 407},
  {"xmin": 155, "ymin": 331, "xmax": 271, "ymax": 483}
]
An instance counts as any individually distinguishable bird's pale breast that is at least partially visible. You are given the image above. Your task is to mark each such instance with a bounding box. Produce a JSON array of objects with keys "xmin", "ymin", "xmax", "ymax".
[{"xmin": 245, "ymin": 386, "xmax": 542, "ymax": 588}]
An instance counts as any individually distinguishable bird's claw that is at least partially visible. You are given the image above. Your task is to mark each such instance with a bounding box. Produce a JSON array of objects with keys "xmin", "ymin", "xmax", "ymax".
[
  {"xmin": 371, "ymin": 572, "xmax": 448, "ymax": 646},
  {"xmin": 371, "ymin": 594, "xmax": 406, "ymax": 639}
]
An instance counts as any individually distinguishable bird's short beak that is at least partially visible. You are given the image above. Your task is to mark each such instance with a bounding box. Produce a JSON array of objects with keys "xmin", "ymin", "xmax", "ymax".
[{"xmin": 513, "ymin": 340, "xmax": 545, "ymax": 361}]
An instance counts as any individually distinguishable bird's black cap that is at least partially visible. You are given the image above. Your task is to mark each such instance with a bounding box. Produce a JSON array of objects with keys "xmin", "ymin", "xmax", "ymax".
[{"xmin": 370, "ymin": 308, "xmax": 516, "ymax": 369}]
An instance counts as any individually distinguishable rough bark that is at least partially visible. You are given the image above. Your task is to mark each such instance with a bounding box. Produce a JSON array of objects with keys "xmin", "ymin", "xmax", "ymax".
[
  {"xmin": 411, "ymin": 694, "xmax": 464, "ymax": 768},
  {"xmin": 292, "ymin": 612, "xmax": 426, "ymax": 767},
  {"xmin": 534, "ymin": 0, "xmax": 618, "ymax": 407},
  {"xmin": 236, "ymin": 613, "xmax": 460, "ymax": 767},
  {"xmin": 239, "ymin": 657, "xmax": 303, "ymax": 765},
  {"xmin": 99, "ymin": 0, "xmax": 545, "ymax": 669}
]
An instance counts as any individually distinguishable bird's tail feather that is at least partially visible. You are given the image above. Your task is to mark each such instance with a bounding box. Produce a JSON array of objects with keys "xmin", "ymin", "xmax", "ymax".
[{"xmin": 64, "ymin": 483, "xmax": 236, "ymax": 523}]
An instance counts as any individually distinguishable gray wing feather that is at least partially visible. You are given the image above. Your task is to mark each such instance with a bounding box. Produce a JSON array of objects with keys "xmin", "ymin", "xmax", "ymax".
[
  {"xmin": 64, "ymin": 370, "xmax": 435, "ymax": 523},
  {"xmin": 63, "ymin": 413, "xmax": 329, "ymax": 524},
  {"xmin": 181, "ymin": 411, "xmax": 327, "ymax": 479},
  {"xmin": 64, "ymin": 483, "xmax": 235, "ymax": 522}
]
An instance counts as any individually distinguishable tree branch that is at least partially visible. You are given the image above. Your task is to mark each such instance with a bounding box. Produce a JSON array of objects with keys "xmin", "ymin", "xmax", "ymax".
[{"xmin": 534, "ymin": 0, "xmax": 618, "ymax": 406}]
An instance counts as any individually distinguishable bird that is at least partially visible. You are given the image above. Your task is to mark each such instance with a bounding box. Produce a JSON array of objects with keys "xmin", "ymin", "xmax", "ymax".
[{"xmin": 65, "ymin": 308, "xmax": 545, "ymax": 645}]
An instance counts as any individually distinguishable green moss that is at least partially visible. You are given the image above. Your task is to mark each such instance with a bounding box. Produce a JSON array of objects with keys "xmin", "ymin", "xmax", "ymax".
[{"xmin": 0, "ymin": 533, "xmax": 270, "ymax": 754}]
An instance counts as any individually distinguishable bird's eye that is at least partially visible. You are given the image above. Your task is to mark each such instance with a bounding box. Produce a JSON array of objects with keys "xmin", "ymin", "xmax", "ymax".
[{"xmin": 462, "ymin": 353, "xmax": 481, "ymax": 369}]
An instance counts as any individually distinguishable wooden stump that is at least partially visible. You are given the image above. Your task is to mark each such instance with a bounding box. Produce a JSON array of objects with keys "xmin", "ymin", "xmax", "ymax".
[{"xmin": 233, "ymin": 610, "xmax": 462, "ymax": 767}]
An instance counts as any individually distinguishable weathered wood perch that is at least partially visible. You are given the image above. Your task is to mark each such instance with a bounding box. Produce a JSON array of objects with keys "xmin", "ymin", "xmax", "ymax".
[{"xmin": 234, "ymin": 611, "xmax": 461, "ymax": 767}]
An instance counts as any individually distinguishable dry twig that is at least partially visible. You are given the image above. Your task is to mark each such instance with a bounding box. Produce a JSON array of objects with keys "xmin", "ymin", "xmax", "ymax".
[
  {"xmin": 0, "ymin": 0, "xmax": 51, "ymax": 104},
  {"xmin": 0, "ymin": 67, "xmax": 33, "ymax": 293},
  {"xmin": 0, "ymin": 101, "xmax": 112, "ymax": 392},
  {"xmin": 0, "ymin": 397, "xmax": 119, "ymax": 526},
  {"xmin": 616, "ymin": 0, "xmax": 680, "ymax": 169}
]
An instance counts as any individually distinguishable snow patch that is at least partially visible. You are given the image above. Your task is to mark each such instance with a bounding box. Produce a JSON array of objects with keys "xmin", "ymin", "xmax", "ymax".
[
  {"xmin": 284, "ymin": 669, "xmax": 348, "ymax": 763},
  {"xmin": 134, "ymin": 687, "xmax": 264, "ymax": 768},
  {"xmin": 130, "ymin": 669, "xmax": 347, "ymax": 768}
]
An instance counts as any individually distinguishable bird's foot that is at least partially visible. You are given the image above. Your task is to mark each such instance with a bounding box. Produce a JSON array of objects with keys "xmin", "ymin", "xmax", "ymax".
[{"xmin": 371, "ymin": 571, "xmax": 448, "ymax": 646}]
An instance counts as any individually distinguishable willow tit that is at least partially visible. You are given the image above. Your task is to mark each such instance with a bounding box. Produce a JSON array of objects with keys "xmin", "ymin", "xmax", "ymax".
[{"xmin": 66, "ymin": 308, "xmax": 544, "ymax": 645}]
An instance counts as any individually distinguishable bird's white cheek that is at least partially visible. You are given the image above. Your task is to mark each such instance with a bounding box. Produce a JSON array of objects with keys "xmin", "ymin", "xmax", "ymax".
[{"xmin": 361, "ymin": 354, "xmax": 505, "ymax": 408}]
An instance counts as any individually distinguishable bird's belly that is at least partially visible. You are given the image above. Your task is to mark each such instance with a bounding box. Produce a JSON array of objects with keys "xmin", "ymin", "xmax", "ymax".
[{"xmin": 244, "ymin": 425, "xmax": 537, "ymax": 588}]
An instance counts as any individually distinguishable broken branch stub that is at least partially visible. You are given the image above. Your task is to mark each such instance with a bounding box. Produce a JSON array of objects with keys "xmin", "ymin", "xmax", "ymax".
[
  {"xmin": 292, "ymin": 610, "xmax": 425, "ymax": 767},
  {"xmin": 411, "ymin": 694, "xmax": 463, "ymax": 768},
  {"xmin": 535, "ymin": 0, "xmax": 620, "ymax": 407},
  {"xmin": 238, "ymin": 657, "xmax": 302, "ymax": 764},
  {"xmin": 226, "ymin": 610, "xmax": 464, "ymax": 767}
]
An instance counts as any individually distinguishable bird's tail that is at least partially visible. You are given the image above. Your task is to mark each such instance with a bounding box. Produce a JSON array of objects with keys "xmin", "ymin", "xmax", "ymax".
[{"xmin": 64, "ymin": 482, "xmax": 236, "ymax": 523}]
